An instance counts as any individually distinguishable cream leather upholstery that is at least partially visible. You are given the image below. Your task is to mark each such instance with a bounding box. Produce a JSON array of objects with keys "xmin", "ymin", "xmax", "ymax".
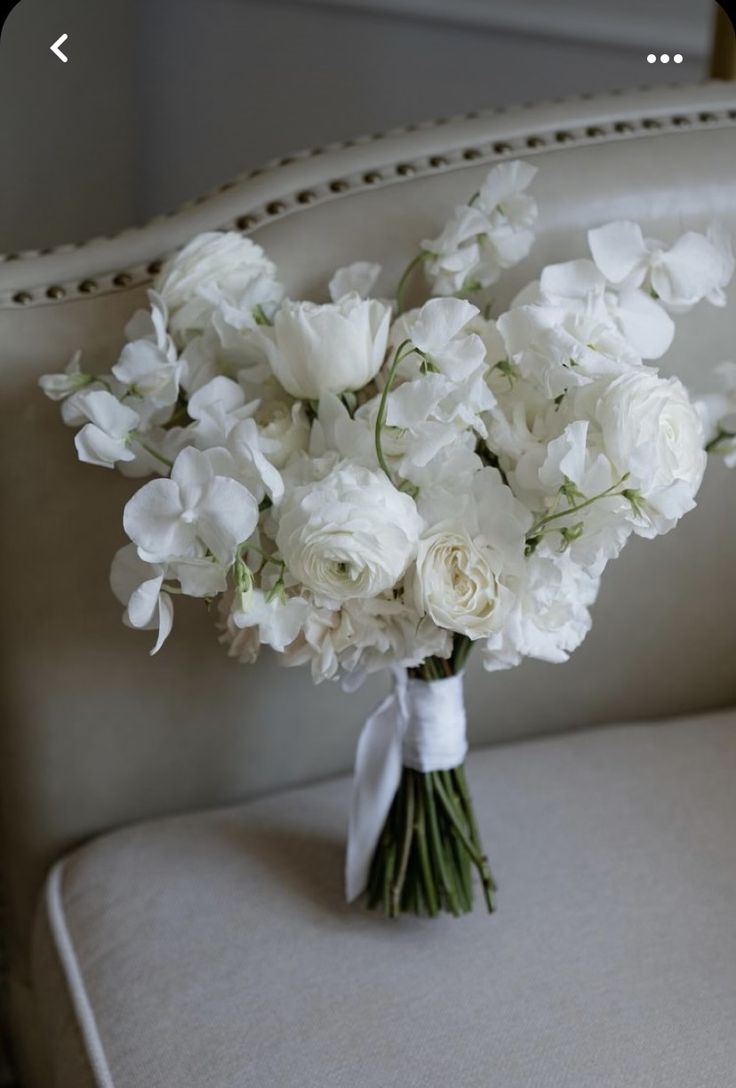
[{"xmin": 1, "ymin": 83, "xmax": 736, "ymax": 1083}]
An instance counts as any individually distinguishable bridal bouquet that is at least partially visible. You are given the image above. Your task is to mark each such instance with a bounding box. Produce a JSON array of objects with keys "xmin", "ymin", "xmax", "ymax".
[{"xmin": 40, "ymin": 161, "xmax": 733, "ymax": 918}]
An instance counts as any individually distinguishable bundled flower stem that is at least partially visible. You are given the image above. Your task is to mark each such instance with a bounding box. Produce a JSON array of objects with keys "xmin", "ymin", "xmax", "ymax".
[{"xmin": 365, "ymin": 640, "xmax": 497, "ymax": 918}]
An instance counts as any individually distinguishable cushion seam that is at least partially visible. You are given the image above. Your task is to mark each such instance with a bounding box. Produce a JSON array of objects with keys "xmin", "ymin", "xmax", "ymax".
[{"xmin": 44, "ymin": 860, "xmax": 116, "ymax": 1088}]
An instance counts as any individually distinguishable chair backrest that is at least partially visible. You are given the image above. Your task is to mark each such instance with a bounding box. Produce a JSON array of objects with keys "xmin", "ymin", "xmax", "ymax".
[{"xmin": 2, "ymin": 83, "xmax": 736, "ymax": 979}]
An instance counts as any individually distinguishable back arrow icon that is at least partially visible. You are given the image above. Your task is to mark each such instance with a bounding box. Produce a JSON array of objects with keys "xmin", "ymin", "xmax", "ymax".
[{"xmin": 50, "ymin": 34, "xmax": 68, "ymax": 62}]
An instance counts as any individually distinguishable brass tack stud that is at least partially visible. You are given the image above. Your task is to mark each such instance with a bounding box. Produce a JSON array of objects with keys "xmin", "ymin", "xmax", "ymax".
[
  {"xmin": 462, "ymin": 148, "xmax": 481, "ymax": 160},
  {"xmin": 113, "ymin": 273, "xmax": 132, "ymax": 288},
  {"xmin": 396, "ymin": 163, "xmax": 416, "ymax": 176},
  {"xmin": 555, "ymin": 130, "xmax": 574, "ymax": 142},
  {"xmin": 78, "ymin": 279, "xmax": 98, "ymax": 293},
  {"xmin": 526, "ymin": 136, "xmax": 545, "ymax": 148},
  {"xmin": 586, "ymin": 125, "xmax": 606, "ymax": 137},
  {"xmin": 614, "ymin": 122, "xmax": 634, "ymax": 133},
  {"xmin": 297, "ymin": 190, "xmax": 316, "ymax": 204},
  {"xmin": 266, "ymin": 200, "xmax": 286, "ymax": 215},
  {"xmin": 12, "ymin": 291, "xmax": 32, "ymax": 304},
  {"xmin": 46, "ymin": 285, "xmax": 65, "ymax": 300},
  {"xmin": 236, "ymin": 214, "xmax": 258, "ymax": 230},
  {"xmin": 429, "ymin": 155, "xmax": 448, "ymax": 167},
  {"xmin": 493, "ymin": 141, "xmax": 512, "ymax": 153},
  {"xmin": 329, "ymin": 180, "xmax": 348, "ymax": 193},
  {"xmin": 363, "ymin": 171, "xmax": 382, "ymax": 184},
  {"xmin": 147, "ymin": 260, "xmax": 162, "ymax": 276}
]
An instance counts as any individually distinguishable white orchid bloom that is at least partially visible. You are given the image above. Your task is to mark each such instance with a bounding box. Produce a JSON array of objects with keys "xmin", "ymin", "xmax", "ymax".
[
  {"xmin": 74, "ymin": 390, "xmax": 141, "ymax": 469},
  {"xmin": 110, "ymin": 544, "xmax": 174, "ymax": 655},
  {"xmin": 123, "ymin": 446, "xmax": 259, "ymax": 565},
  {"xmin": 328, "ymin": 262, "xmax": 382, "ymax": 301},
  {"xmin": 588, "ymin": 220, "xmax": 734, "ymax": 311}
]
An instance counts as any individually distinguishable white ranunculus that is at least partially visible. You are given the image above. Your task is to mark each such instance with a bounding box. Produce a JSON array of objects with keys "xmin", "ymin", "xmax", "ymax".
[
  {"xmin": 276, "ymin": 462, "xmax": 423, "ymax": 602},
  {"xmin": 155, "ymin": 232, "xmax": 283, "ymax": 344},
  {"xmin": 258, "ymin": 295, "xmax": 391, "ymax": 399},
  {"xmin": 411, "ymin": 526, "xmax": 511, "ymax": 639},
  {"xmin": 575, "ymin": 369, "xmax": 707, "ymax": 534},
  {"xmin": 410, "ymin": 467, "xmax": 529, "ymax": 639}
]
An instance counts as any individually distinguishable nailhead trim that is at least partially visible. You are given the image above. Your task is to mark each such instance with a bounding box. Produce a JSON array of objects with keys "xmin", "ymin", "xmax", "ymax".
[{"xmin": 3, "ymin": 100, "xmax": 735, "ymax": 308}]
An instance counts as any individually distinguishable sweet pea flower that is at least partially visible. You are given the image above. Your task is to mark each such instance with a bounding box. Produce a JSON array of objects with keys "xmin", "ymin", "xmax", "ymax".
[
  {"xmin": 588, "ymin": 220, "xmax": 734, "ymax": 311},
  {"xmin": 74, "ymin": 390, "xmax": 141, "ymax": 469}
]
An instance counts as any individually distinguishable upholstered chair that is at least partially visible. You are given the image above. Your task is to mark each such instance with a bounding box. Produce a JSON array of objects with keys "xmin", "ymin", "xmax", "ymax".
[{"xmin": 1, "ymin": 82, "xmax": 735, "ymax": 1088}]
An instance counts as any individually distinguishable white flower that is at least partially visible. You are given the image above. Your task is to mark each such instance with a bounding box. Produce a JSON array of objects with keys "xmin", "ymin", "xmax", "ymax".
[
  {"xmin": 483, "ymin": 555, "xmax": 599, "ymax": 670},
  {"xmin": 535, "ymin": 258, "xmax": 674, "ymax": 360},
  {"xmin": 254, "ymin": 398, "xmax": 310, "ymax": 468},
  {"xmin": 110, "ymin": 544, "xmax": 174, "ymax": 655},
  {"xmin": 155, "ymin": 232, "xmax": 283, "ymax": 344},
  {"xmin": 696, "ymin": 361, "xmax": 736, "ymax": 466},
  {"xmin": 112, "ymin": 340, "xmax": 180, "ymax": 415},
  {"xmin": 257, "ymin": 295, "xmax": 391, "ymax": 399},
  {"xmin": 328, "ymin": 262, "xmax": 382, "ymax": 301},
  {"xmin": 123, "ymin": 446, "xmax": 258, "ymax": 564},
  {"xmin": 39, "ymin": 351, "xmax": 92, "ymax": 401},
  {"xmin": 232, "ymin": 589, "xmax": 310, "ymax": 653},
  {"xmin": 73, "ymin": 390, "xmax": 141, "ymax": 469},
  {"xmin": 276, "ymin": 461, "xmax": 422, "ymax": 603},
  {"xmin": 572, "ymin": 369, "xmax": 706, "ymax": 535},
  {"xmin": 588, "ymin": 220, "xmax": 734, "ymax": 311},
  {"xmin": 497, "ymin": 302, "xmax": 641, "ymax": 398},
  {"xmin": 422, "ymin": 161, "xmax": 537, "ymax": 295},
  {"xmin": 402, "ymin": 297, "xmax": 487, "ymax": 379},
  {"xmin": 410, "ymin": 468, "xmax": 529, "ymax": 639}
]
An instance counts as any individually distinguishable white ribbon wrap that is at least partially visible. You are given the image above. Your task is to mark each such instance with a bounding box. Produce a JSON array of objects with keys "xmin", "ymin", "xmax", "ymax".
[{"xmin": 346, "ymin": 668, "xmax": 468, "ymax": 902}]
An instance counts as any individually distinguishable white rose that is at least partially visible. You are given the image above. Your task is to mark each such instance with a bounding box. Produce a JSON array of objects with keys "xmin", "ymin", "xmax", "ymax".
[
  {"xmin": 155, "ymin": 232, "xmax": 283, "ymax": 344},
  {"xmin": 577, "ymin": 369, "xmax": 706, "ymax": 532},
  {"xmin": 410, "ymin": 526, "xmax": 512, "ymax": 639},
  {"xmin": 276, "ymin": 462, "xmax": 422, "ymax": 602},
  {"xmin": 258, "ymin": 294, "xmax": 391, "ymax": 399}
]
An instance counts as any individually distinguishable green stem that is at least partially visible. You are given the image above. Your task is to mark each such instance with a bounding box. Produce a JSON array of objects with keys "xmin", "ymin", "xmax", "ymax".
[
  {"xmin": 391, "ymin": 769, "xmax": 415, "ymax": 916},
  {"xmin": 422, "ymin": 774, "xmax": 460, "ymax": 915},
  {"xmin": 132, "ymin": 434, "xmax": 174, "ymax": 470},
  {"xmin": 395, "ymin": 252, "xmax": 426, "ymax": 314},
  {"xmin": 374, "ymin": 338, "xmax": 415, "ymax": 485},
  {"xmin": 706, "ymin": 427, "xmax": 736, "ymax": 454},
  {"xmin": 528, "ymin": 474, "xmax": 630, "ymax": 539},
  {"xmin": 413, "ymin": 773, "xmax": 439, "ymax": 916}
]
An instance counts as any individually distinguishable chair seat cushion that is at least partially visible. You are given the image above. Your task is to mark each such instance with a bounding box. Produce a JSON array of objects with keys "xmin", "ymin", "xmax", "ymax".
[{"xmin": 32, "ymin": 708, "xmax": 736, "ymax": 1088}]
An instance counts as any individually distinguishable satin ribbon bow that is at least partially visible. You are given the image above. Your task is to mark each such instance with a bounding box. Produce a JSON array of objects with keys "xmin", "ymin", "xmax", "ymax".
[{"xmin": 346, "ymin": 667, "xmax": 467, "ymax": 902}]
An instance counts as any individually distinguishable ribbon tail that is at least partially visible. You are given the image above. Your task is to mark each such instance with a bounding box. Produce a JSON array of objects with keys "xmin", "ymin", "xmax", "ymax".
[{"xmin": 345, "ymin": 682, "xmax": 405, "ymax": 903}]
